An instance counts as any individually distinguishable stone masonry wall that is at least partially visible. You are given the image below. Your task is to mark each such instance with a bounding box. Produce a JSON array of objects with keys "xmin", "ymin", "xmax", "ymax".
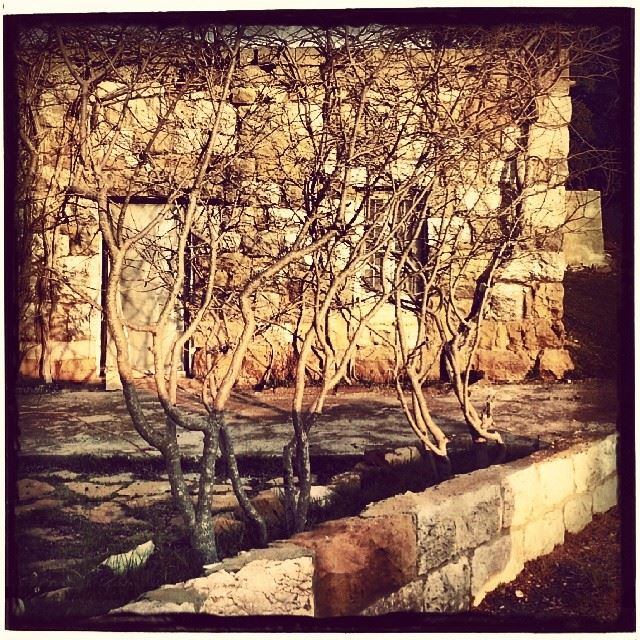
[
  {"xmin": 113, "ymin": 433, "xmax": 617, "ymax": 618},
  {"xmin": 21, "ymin": 45, "xmax": 576, "ymax": 384}
]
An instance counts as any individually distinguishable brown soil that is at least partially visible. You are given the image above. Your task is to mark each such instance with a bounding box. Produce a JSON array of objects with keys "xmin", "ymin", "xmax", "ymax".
[{"xmin": 476, "ymin": 507, "xmax": 624, "ymax": 625}]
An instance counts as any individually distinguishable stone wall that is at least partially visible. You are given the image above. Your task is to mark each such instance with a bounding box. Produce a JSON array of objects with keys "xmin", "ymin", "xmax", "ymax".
[
  {"xmin": 563, "ymin": 190, "xmax": 607, "ymax": 268},
  {"xmin": 113, "ymin": 433, "xmax": 617, "ymax": 618},
  {"xmin": 20, "ymin": 43, "xmax": 578, "ymax": 385}
]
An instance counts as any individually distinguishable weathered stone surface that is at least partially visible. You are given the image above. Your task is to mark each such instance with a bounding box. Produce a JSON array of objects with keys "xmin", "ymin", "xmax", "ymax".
[
  {"xmin": 290, "ymin": 514, "xmax": 417, "ymax": 617},
  {"xmin": 498, "ymin": 251, "xmax": 565, "ymax": 283},
  {"xmin": 501, "ymin": 460, "xmax": 541, "ymax": 528},
  {"xmin": 360, "ymin": 579, "xmax": 427, "ymax": 615},
  {"xmin": 15, "ymin": 498, "xmax": 63, "ymax": 516},
  {"xmin": 488, "ymin": 283, "xmax": 527, "ymax": 320},
  {"xmin": 572, "ymin": 437, "xmax": 617, "ymax": 494},
  {"xmin": 38, "ymin": 470, "xmax": 80, "ymax": 481},
  {"xmin": 563, "ymin": 494, "xmax": 593, "ymax": 534},
  {"xmin": 409, "ymin": 475, "xmax": 502, "ymax": 574},
  {"xmin": 473, "ymin": 348, "xmax": 533, "ymax": 382},
  {"xmin": 65, "ymin": 482, "xmax": 123, "ymax": 499},
  {"xmin": 18, "ymin": 479, "xmax": 56, "ymax": 502},
  {"xmin": 423, "ymin": 557, "xmax": 471, "ymax": 613},
  {"xmin": 114, "ymin": 600, "xmax": 197, "ymax": 615},
  {"xmin": 537, "ymin": 348, "xmax": 574, "ymax": 380},
  {"xmin": 593, "ymin": 475, "xmax": 618, "ymax": 514},
  {"xmin": 117, "ymin": 546, "xmax": 315, "ymax": 617},
  {"xmin": 597, "ymin": 435, "xmax": 618, "ymax": 478},
  {"xmin": 532, "ymin": 283, "xmax": 564, "ymax": 320},
  {"xmin": 537, "ymin": 454, "xmax": 575, "ymax": 508},
  {"xmin": 471, "ymin": 530, "xmax": 524, "ymax": 605},
  {"xmin": 116, "ymin": 481, "xmax": 171, "ymax": 498},
  {"xmin": 90, "ymin": 473, "xmax": 136, "ymax": 485},
  {"xmin": 522, "ymin": 509, "xmax": 565, "ymax": 562}
]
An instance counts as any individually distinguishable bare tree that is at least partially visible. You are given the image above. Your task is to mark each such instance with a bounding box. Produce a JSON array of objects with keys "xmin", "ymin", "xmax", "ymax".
[{"xmin": 15, "ymin": 19, "xmax": 619, "ymax": 557}]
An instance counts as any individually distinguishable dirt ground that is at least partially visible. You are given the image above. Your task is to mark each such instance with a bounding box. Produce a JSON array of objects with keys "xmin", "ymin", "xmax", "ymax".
[{"xmin": 476, "ymin": 507, "xmax": 625, "ymax": 626}]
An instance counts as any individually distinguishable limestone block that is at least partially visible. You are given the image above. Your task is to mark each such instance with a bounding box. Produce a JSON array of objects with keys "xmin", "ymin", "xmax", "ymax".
[
  {"xmin": 128, "ymin": 96, "xmax": 159, "ymax": 132},
  {"xmin": 501, "ymin": 460, "xmax": 541, "ymax": 528},
  {"xmin": 488, "ymin": 283, "xmax": 527, "ymax": 321},
  {"xmin": 536, "ymin": 454, "xmax": 576, "ymax": 508},
  {"xmin": 423, "ymin": 557, "xmax": 471, "ymax": 613},
  {"xmin": 536, "ymin": 95, "xmax": 572, "ymax": 127},
  {"xmin": 563, "ymin": 494, "xmax": 593, "ymax": 534},
  {"xmin": 48, "ymin": 340, "xmax": 95, "ymax": 361},
  {"xmin": 498, "ymin": 251, "xmax": 565, "ymax": 284},
  {"xmin": 114, "ymin": 600, "xmax": 197, "ymax": 615},
  {"xmin": 473, "ymin": 348, "xmax": 533, "ymax": 382},
  {"xmin": 416, "ymin": 517, "xmax": 457, "ymax": 575},
  {"xmin": 199, "ymin": 557, "xmax": 314, "ymax": 616},
  {"xmin": 593, "ymin": 475, "xmax": 618, "ymax": 514},
  {"xmin": 360, "ymin": 578, "xmax": 427, "ymax": 615},
  {"xmin": 289, "ymin": 514, "xmax": 417, "ymax": 617},
  {"xmin": 537, "ymin": 348, "xmax": 574, "ymax": 380},
  {"xmin": 573, "ymin": 441, "xmax": 609, "ymax": 494},
  {"xmin": 527, "ymin": 124, "xmax": 569, "ymax": 160},
  {"xmin": 411, "ymin": 476, "xmax": 502, "ymax": 574},
  {"xmin": 230, "ymin": 86, "xmax": 258, "ymax": 105},
  {"xmin": 532, "ymin": 282, "xmax": 564, "ymax": 320},
  {"xmin": 521, "ymin": 186, "xmax": 567, "ymax": 230},
  {"xmin": 18, "ymin": 479, "xmax": 56, "ymax": 503},
  {"xmin": 471, "ymin": 530, "xmax": 525, "ymax": 605},
  {"xmin": 522, "ymin": 509, "xmax": 565, "ymax": 562},
  {"xmin": 54, "ymin": 358, "xmax": 98, "ymax": 382},
  {"xmin": 596, "ymin": 435, "xmax": 618, "ymax": 478}
]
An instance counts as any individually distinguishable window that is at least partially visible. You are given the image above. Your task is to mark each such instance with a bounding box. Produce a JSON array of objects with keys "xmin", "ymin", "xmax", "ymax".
[
  {"xmin": 361, "ymin": 196, "xmax": 427, "ymax": 295},
  {"xmin": 361, "ymin": 197, "xmax": 388, "ymax": 293}
]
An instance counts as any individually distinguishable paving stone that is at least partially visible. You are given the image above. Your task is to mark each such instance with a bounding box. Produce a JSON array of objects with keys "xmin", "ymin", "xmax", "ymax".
[
  {"xmin": 116, "ymin": 481, "xmax": 172, "ymax": 498},
  {"xmin": 38, "ymin": 470, "xmax": 81, "ymax": 481},
  {"xmin": 24, "ymin": 527, "xmax": 76, "ymax": 542},
  {"xmin": 18, "ymin": 479, "xmax": 56, "ymax": 502},
  {"xmin": 89, "ymin": 473, "xmax": 136, "ymax": 485},
  {"xmin": 122, "ymin": 493, "xmax": 173, "ymax": 509},
  {"xmin": 15, "ymin": 498, "xmax": 63, "ymax": 516},
  {"xmin": 65, "ymin": 482, "xmax": 124, "ymax": 499}
]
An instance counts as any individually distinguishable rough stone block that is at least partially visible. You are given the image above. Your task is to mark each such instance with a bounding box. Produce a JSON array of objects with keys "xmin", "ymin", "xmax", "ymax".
[
  {"xmin": 501, "ymin": 461, "xmax": 541, "ymax": 529},
  {"xmin": 536, "ymin": 455, "xmax": 575, "ymax": 508},
  {"xmin": 572, "ymin": 438, "xmax": 616, "ymax": 494},
  {"xmin": 536, "ymin": 95, "xmax": 572, "ymax": 126},
  {"xmin": 360, "ymin": 579, "xmax": 427, "ymax": 615},
  {"xmin": 471, "ymin": 530, "xmax": 525, "ymax": 605},
  {"xmin": 18, "ymin": 479, "xmax": 56, "ymax": 503},
  {"xmin": 473, "ymin": 348, "xmax": 533, "ymax": 382},
  {"xmin": 289, "ymin": 514, "xmax": 417, "ymax": 617},
  {"xmin": 488, "ymin": 283, "xmax": 526, "ymax": 321},
  {"xmin": 527, "ymin": 124, "xmax": 569, "ymax": 161},
  {"xmin": 563, "ymin": 494, "xmax": 593, "ymax": 534},
  {"xmin": 423, "ymin": 557, "xmax": 471, "ymax": 613},
  {"xmin": 597, "ymin": 435, "xmax": 618, "ymax": 478},
  {"xmin": 412, "ymin": 475, "xmax": 502, "ymax": 574},
  {"xmin": 537, "ymin": 348, "xmax": 574, "ymax": 380},
  {"xmin": 499, "ymin": 250, "xmax": 566, "ymax": 284},
  {"xmin": 523, "ymin": 509, "xmax": 565, "ymax": 562},
  {"xmin": 593, "ymin": 475, "xmax": 618, "ymax": 514},
  {"xmin": 116, "ymin": 545, "xmax": 315, "ymax": 617}
]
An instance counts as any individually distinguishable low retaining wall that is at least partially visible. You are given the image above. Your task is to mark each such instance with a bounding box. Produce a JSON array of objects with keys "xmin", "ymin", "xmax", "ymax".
[{"xmin": 114, "ymin": 433, "xmax": 618, "ymax": 618}]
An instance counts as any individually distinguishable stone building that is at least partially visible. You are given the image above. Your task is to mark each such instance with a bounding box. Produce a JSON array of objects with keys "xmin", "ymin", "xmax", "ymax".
[{"xmin": 17, "ymin": 31, "xmax": 603, "ymax": 387}]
